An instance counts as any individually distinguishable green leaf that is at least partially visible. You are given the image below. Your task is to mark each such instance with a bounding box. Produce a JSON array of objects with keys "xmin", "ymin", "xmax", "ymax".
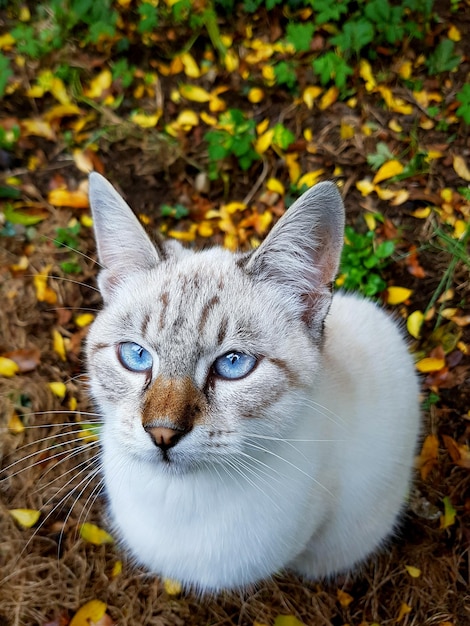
[
  {"xmin": 3, "ymin": 204, "xmax": 47, "ymax": 226},
  {"xmin": 426, "ymin": 38, "xmax": 461, "ymax": 74},
  {"xmin": 286, "ymin": 22, "xmax": 315, "ymax": 53},
  {"xmin": 312, "ymin": 52, "xmax": 353, "ymax": 89},
  {"xmin": 330, "ymin": 18, "xmax": 375, "ymax": 55},
  {"xmin": 274, "ymin": 616, "xmax": 306, "ymax": 626},
  {"xmin": 0, "ymin": 53, "xmax": 13, "ymax": 98},
  {"xmin": 456, "ymin": 84, "xmax": 470, "ymax": 125},
  {"xmin": 272, "ymin": 123, "xmax": 295, "ymax": 150},
  {"xmin": 160, "ymin": 203, "xmax": 190, "ymax": 219}
]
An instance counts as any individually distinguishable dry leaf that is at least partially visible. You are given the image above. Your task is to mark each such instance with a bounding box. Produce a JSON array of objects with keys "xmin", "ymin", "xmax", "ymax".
[
  {"xmin": 415, "ymin": 434, "xmax": 438, "ymax": 480},
  {"xmin": 373, "ymin": 159, "xmax": 404, "ymax": 184},
  {"xmin": 3, "ymin": 347, "xmax": 40, "ymax": 372},
  {"xmin": 302, "ymin": 86, "xmax": 322, "ymax": 109},
  {"xmin": 453, "ymin": 155, "xmax": 470, "ymax": 181},
  {"xmin": 34, "ymin": 265, "xmax": 57, "ymax": 304},
  {"xmin": 8, "ymin": 412, "xmax": 25, "ymax": 434},
  {"xmin": 9, "ymin": 508, "xmax": 41, "ymax": 528},
  {"xmin": 405, "ymin": 565, "xmax": 422, "ymax": 578},
  {"xmin": 69, "ymin": 600, "xmax": 108, "ymax": 626},
  {"xmin": 0, "ymin": 356, "xmax": 20, "ymax": 377},
  {"xmin": 48, "ymin": 188, "xmax": 90, "ymax": 209},
  {"xmin": 52, "ymin": 329, "xmax": 67, "ymax": 361},
  {"xmin": 442, "ymin": 434, "xmax": 470, "ymax": 469},
  {"xmin": 163, "ymin": 578, "xmax": 182, "ymax": 596},
  {"xmin": 319, "ymin": 86, "xmax": 339, "ymax": 110},
  {"xmin": 255, "ymin": 129, "xmax": 274, "ymax": 154},
  {"xmin": 266, "ymin": 178, "xmax": 285, "ymax": 195},
  {"xmin": 75, "ymin": 313, "xmax": 95, "ymax": 328},
  {"xmin": 440, "ymin": 496, "xmax": 456, "ymax": 529},
  {"xmin": 386, "ymin": 286, "xmax": 412, "ymax": 305},
  {"xmin": 179, "ymin": 84, "xmax": 211, "ymax": 102},
  {"xmin": 416, "ymin": 357, "xmax": 446, "ymax": 373},
  {"xmin": 80, "ymin": 522, "xmax": 114, "ymax": 545},
  {"xmin": 336, "ymin": 588, "xmax": 354, "ymax": 607},
  {"xmin": 274, "ymin": 616, "xmax": 306, "ymax": 626},
  {"xmin": 396, "ymin": 602, "xmax": 412, "ymax": 621},
  {"xmin": 48, "ymin": 382, "xmax": 67, "ymax": 399},
  {"xmin": 407, "ymin": 310, "xmax": 423, "ymax": 339}
]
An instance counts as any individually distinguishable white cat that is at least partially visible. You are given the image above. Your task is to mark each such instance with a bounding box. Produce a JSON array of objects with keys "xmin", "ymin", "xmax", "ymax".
[{"xmin": 86, "ymin": 173, "xmax": 420, "ymax": 593}]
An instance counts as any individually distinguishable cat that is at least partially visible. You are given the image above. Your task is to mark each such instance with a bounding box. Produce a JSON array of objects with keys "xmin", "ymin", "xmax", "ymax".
[{"xmin": 86, "ymin": 172, "xmax": 420, "ymax": 593}]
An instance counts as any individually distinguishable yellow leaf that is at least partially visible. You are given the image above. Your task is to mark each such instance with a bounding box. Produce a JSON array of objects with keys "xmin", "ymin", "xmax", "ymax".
[
  {"xmin": 388, "ymin": 119, "xmax": 403, "ymax": 133},
  {"xmin": 453, "ymin": 155, "xmax": 470, "ymax": 182},
  {"xmin": 0, "ymin": 33, "xmax": 16, "ymax": 50},
  {"xmin": 273, "ymin": 616, "xmax": 306, "ymax": 626},
  {"xmin": 416, "ymin": 434, "xmax": 439, "ymax": 480},
  {"xmin": 8, "ymin": 411, "xmax": 24, "ymax": 434},
  {"xmin": 248, "ymin": 87, "xmax": 265, "ymax": 103},
  {"xmin": 223, "ymin": 202, "xmax": 246, "ymax": 214},
  {"xmin": 285, "ymin": 153, "xmax": 301, "ymax": 184},
  {"xmin": 0, "ymin": 357, "xmax": 20, "ymax": 378},
  {"xmin": 453, "ymin": 219, "xmax": 468, "ymax": 240},
  {"xmin": 224, "ymin": 48, "xmax": 239, "ymax": 72},
  {"xmin": 261, "ymin": 64, "xmax": 276, "ymax": 86},
  {"xmin": 373, "ymin": 160, "xmax": 404, "ymax": 184},
  {"xmin": 448, "ymin": 25, "xmax": 461, "ymax": 41},
  {"xmin": 297, "ymin": 170, "xmax": 324, "ymax": 189},
  {"xmin": 386, "ymin": 286, "xmax": 412, "ymax": 305},
  {"xmin": 440, "ymin": 496, "xmax": 456, "ymax": 530},
  {"xmin": 81, "ymin": 214, "xmax": 94, "ymax": 228},
  {"xmin": 52, "ymin": 329, "xmax": 67, "ymax": 361},
  {"xmin": 21, "ymin": 118, "xmax": 55, "ymax": 141},
  {"xmin": 405, "ymin": 565, "xmax": 422, "ymax": 578},
  {"xmin": 441, "ymin": 308, "xmax": 458, "ymax": 319},
  {"xmin": 179, "ymin": 84, "xmax": 211, "ymax": 102},
  {"xmin": 85, "ymin": 70, "xmax": 112, "ymax": 98},
  {"xmin": 34, "ymin": 266, "xmax": 57, "ymax": 304},
  {"xmin": 256, "ymin": 118, "xmax": 270, "ymax": 135},
  {"xmin": 390, "ymin": 189, "xmax": 410, "ymax": 205},
  {"xmin": 163, "ymin": 578, "xmax": 182, "ymax": 595},
  {"xmin": 130, "ymin": 110, "xmax": 161, "ymax": 128},
  {"xmin": 407, "ymin": 310, "xmax": 424, "ymax": 339},
  {"xmin": 176, "ymin": 109, "xmax": 199, "ymax": 128},
  {"xmin": 80, "ymin": 522, "xmax": 114, "ymax": 545},
  {"xmin": 364, "ymin": 213, "xmax": 376, "ymax": 231},
  {"xmin": 49, "ymin": 77, "xmax": 70, "ymax": 105},
  {"xmin": 198, "ymin": 222, "xmax": 214, "ymax": 237},
  {"xmin": 396, "ymin": 602, "xmax": 412, "ymax": 622},
  {"xmin": 411, "ymin": 207, "xmax": 431, "ymax": 219},
  {"xmin": 69, "ymin": 600, "xmax": 107, "ymax": 626},
  {"xmin": 336, "ymin": 588, "xmax": 354, "ymax": 608},
  {"xmin": 378, "ymin": 86, "xmax": 414, "ymax": 114},
  {"xmin": 73, "ymin": 149, "xmax": 94, "ymax": 174},
  {"xmin": 255, "ymin": 129, "xmax": 274, "ymax": 154},
  {"xmin": 416, "ymin": 357, "xmax": 446, "ymax": 373},
  {"xmin": 48, "ymin": 382, "xmax": 67, "ymax": 399},
  {"xmin": 266, "ymin": 178, "xmax": 285, "ymax": 195},
  {"xmin": 356, "ymin": 179, "xmax": 375, "ymax": 196},
  {"xmin": 180, "ymin": 52, "xmax": 200, "ymax": 78},
  {"xmin": 9, "ymin": 508, "xmax": 41, "ymax": 528},
  {"xmin": 397, "ymin": 60, "xmax": 412, "ymax": 79},
  {"xmin": 75, "ymin": 313, "xmax": 95, "ymax": 328},
  {"xmin": 168, "ymin": 227, "xmax": 197, "ymax": 241},
  {"xmin": 340, "ymin": 121, "xmax": 355, "ymax": 139},
  {"xmin": 111, "ymin": 561, "xmax": 122, "ymax": 578},
  {"xmin": 319, "ymin": 86, "xmax": 339, "ymax": 110},
  {"xmin": 48, "ymin": 188, "xmax": 89, "ymax": 209},
  {"xmin": 302, "ymin": 86, "xmax": 322, "ymax": 109},
  {"xmin": 359, "ymin": 59, "xmax": 376, "ymax": 91}
]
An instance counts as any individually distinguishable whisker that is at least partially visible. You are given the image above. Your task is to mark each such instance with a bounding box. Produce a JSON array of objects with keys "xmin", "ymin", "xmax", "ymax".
[{"xmin": 42, "ymin": 233, "xmax": 103, "ymax": 269}]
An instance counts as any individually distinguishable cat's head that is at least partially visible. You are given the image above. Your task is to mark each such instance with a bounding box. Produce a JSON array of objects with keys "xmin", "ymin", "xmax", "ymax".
[{"xmin": 86, "ymin": 174, "xmax": 344, "ymax": 474}]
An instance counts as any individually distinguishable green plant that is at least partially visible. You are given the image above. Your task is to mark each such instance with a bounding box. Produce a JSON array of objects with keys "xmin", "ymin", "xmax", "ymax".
[
  {"xmin": 160, "ymin": 203, "xmax": 190, "ymax": 219},
  {"xmin": 338, "ymin": 225, "xmax": 396, "ymax": 297},
  {"xmin": 456, "ymin": 84, "xmax": 470, "ymax": 124},
  {"xmin": 0, "ymin": 124, "xmax": 20, "ymax": 150},
  {"xmin": 54, "ymin": 221, "xmax": 83, "ymax": 274},
  {"xmin": 286, "ymin": 22, "xmax": 315, "ymax": 53},
  {"xmin": 0, "ymin": 54, "xmax": 13, "ymax": 98},
  {"xmin": 312, "ymin": 51, "xmax": 353, "ymax": 89},
  {"xmin": 204, "ymin": 109, "xmax": 259, "ymax": 180},
  {"xmin": 426, "ymin": 38, "xmax": 461, "ymax": 74}
]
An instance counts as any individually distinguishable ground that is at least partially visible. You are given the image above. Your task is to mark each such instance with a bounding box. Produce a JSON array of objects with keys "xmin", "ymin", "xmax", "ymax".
[{"xmin": 0, "ymin": 1, "xmax": 469, "ymax": 625}]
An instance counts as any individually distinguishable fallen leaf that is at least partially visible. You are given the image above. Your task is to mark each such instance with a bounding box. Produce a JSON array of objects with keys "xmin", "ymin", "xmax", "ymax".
[
  {"xmin": 336, "ymin": 588, "xmax": 354, "ymax": 607},
  {"xmin": 69, "ymin": 600, "xmax": 108, "ymax": 626},
  {"xmin": 440, "ymin": 496, "xmax": 456, "ymax": 529},
  {"xmin": 302, "ymin": 86, "xmax": 322, "ymax": 109},
  {"xmin": 3, "ymin": 347, "xmax": 40, "ymax": 372},
  {"xmin": 453, "ymin": 155, "xmax": 470, "ymax": 181},
  {"xmin": 8, "ymin": 412, "xmax": 25, "ymax": 434},
  {"xmin": 179, "ymin": 84, "xmax": 211, "ymax": 102},
  {"xmin": 0, "ymin": 356, "xmax": 20, "ymax": 377},
  {"xmin": 415, "ymin": 434, "xmax": 439, "ymax": 480},
  {"xmin": 274, "ymin": 616, "xmax": 306, "ymax": 626},
  {"xmin": 248, "ymin": 87, "xmax": 264, "ymax": 103},
  {"xmin": 9, "ymin": 508, "xmax": 41, "ymax": 528},
  {"xmin": 48, "ymin": 382, "xmax": 67, "ymax": 399},
  {"xmin": 373, "ymin": 160, "xmax": 404, "ymax": 184},
  {"xmin": 80, "ymin": 522, "xmax": 114, "ymax": 545},
  {"xmin": 297, "ymin": 170, "xmax": 324, "ymax": 189},
  {"xmin": 75, "ymin": 313, "xmax": 95, "ymax": 328},
  {"xmin": 356, "ymin": 179, "xmax": 375, "ymax": 196},
  {"xmin": 163, "ymin": 578, "xmax": 182, "ymax": 596},
  {"xmin": 266, "ymin": 178, "xmax": 285, "ymax": 195},
  {"xmin": 416, "ymin": 357, "xmax": 446, "ymax": 373},
  {"xmin": 407, "ymin": 310, "xmax": 424, "ymax": 339},
  {"xmin": 48, "ymin": 188, "xmax": 90, "ymax": 209},
  {"xmin": 386, "ymin": 286, "xmax": 412, "ymax": 305},
  {"xmin": 396, "ymin": 602, "xmax": 412, "ymax": 621},
  {"xmin": 52, "ymin": 329, "xmax": 67, "ymax": 361},
  {"xmin": 319, "ymin": 86, "xmax": 339, "ymax": 110},
  {"xmin": 442, "ymin": 434, "xmax": 470, "ymax": 469},
  {"xmin": 405, "ymin": 565, "xmax": 422, "ymax": 578}
]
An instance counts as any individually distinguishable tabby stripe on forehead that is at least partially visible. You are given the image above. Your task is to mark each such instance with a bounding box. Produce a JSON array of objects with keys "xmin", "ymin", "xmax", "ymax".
[
  {"xmin": 198, "ymin": 295, "xmax": 220, "ymax": 333},
  {"xmin": 141, "ymin": 311, "xmax": 151, "ymax": 338},
  {"xmin": 269, "ymin": 357, "xmax": 301, "ymax": 387},
  {"xmin": 159, "ymin": 292, "xmax": 169, "ymax": 330},
  {"xmin": 217, "ymin": 315, "xmax": 228, "ymax": 345},
  {"xmin": 89, "ymin": 342, "xmax": 111, "ymax": 354}
]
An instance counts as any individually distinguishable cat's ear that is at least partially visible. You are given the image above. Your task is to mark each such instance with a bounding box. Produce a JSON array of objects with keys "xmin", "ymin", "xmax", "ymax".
[
  {"xmin": 89, "ymin": 173, "xmax": 163, "ymax": 300},
  {"xmin": 245, "ymin": 181, "xmax": 345, "ymax": 338}
]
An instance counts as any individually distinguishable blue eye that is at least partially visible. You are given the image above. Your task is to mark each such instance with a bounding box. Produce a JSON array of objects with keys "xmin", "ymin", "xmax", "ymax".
[
  {"xmin": 118, "ymin": 342, "xmax": 153, "ymax": 372},
  {"xmin": 213, "ymin": 352, "xmax": 257, "ymax": 380}
]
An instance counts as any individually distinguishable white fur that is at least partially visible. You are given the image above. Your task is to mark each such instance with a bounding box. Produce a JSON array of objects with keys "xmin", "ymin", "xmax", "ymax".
[{"xmin": 86, "ymin": 174, "xmax": 420, "ymax": 592}]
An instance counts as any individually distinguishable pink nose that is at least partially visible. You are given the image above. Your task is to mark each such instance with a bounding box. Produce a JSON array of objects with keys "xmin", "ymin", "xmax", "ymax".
[{"xmin": 145, "ymin": 426, "xmax": 184, "ymax": 450}]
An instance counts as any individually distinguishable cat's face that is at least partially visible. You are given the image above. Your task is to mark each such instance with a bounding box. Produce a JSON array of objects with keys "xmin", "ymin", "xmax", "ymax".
[{"xmin": 86, "ymin": 174, "xmax": 344, "ymax": 474}]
